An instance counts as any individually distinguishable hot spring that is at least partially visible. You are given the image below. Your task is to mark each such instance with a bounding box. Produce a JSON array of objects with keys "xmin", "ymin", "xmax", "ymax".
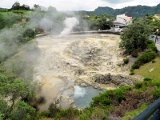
[
  {"xmin": 33, "ymin": 33, "xmax": 130, "ymax": 110},
  {"xmin": 4, "ymin": 33, "xmax": 130, "ymax": 110}
]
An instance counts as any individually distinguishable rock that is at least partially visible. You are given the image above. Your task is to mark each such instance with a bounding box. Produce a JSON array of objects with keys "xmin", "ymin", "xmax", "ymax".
[
  {"xmin": 80, "ymin": 83, "xmax": 88, "ymax": 87},
  {"xmin": 94, "ymin": 74, "xmax": 133, "ymax": 86},
  {"xmin": 111, "ymin": 75, "xmax": 133, "ymax": 86},
  {"xmin": 93, "ymin": 73, "xmax": 112, "ymax": 84}
]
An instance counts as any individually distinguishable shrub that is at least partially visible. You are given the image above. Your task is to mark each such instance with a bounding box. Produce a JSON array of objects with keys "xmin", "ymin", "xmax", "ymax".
[
  {"xmin": 132, "ymin": 61, "xmax": 141, "ymax": 69},
  {"xmin": 135, "ymin": 82, "xmax": 143, "ymax": 89},
  {"xmin": 114, "ymin": 88, "xmax": 127, "ymax": 103},
  {"xmin": 132, "ymin": 50, "xmax": 157, "ymax": 69},
  {"xmin": 123, "ymin": 58, "xmax": 129, "ymax": 65},
  {"xmin": 79, "ymin": 108, "xmax": 93, "ymax": 120},
  {"xmin": 22, "ymin": 28, "xmax": 36, "ymax": 43},
  {"xmin": 131, "ymin": 50, "xmax": 139, "ymax": 58},
  {"xmin": 55, "ymin": 108, "xmax": 80, "ymax": 119},
  {"xmin": 48, "ymin": 103, "xmax": 60, "ymax": 118},
  {"xmin": 152, "ymin": 60, "xmax": 156, "ymax": 63},
  {"xmin": 153, "ymin": 87, "xmax": 160, "ymax": 98},
  {"xmin": 147, "ymin": 40, "xmax": 158, "ymax": 53},
  {"xmin": 92, "ymin": 94, "xmax": 112, "ymax": 107},
  {"xmin": 91, "ymin": 86, "xmax": 131, "ymax": 107},
  {"xmin": 144, "ymin": 78, "xmax": 152, "ymax": 82},
  {"xmin": 130, "ymin": 69, "xmax": 135, "ymax": 75}
]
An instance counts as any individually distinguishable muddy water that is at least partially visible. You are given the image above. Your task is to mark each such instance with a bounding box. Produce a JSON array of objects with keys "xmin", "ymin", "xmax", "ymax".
[{"xmin": 33, "ymin": 34, "xmax": 129, "ymax": 110}]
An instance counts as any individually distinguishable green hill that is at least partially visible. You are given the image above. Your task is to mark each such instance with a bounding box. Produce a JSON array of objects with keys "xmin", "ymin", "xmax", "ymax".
[{"xmin": 80, "ymin": 4, "xmax": 160, "ymax": 17}]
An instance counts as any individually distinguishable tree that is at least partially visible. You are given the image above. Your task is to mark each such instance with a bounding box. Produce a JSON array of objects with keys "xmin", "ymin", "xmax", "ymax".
[
  {"xmin": 0, "ymin": 99, "xmax": 9, "ymax": 117},
  {"xmin": 10, "ymin": 101, "xmax": 36, "ymax": 120},
  {"xmin": 34, "ymin": 4, "xmax": 40, "ymax": 9},
  {"xmin": 0, "ymin": 68, "xmax": 36, "ymax": 119},
  {"xmin": 88, "ymin": 15, "xmax": 113, "ymax": 30},
  {"xmin": 11, "ymin": 2, "xmax": 20, "ymax": 10},
  {"xmin": 120, "ymin": 20, "xmax": 151, "ymax": 54},
  {"xmin": 11, "ymin": 2, "xmax": 30, "ymax": 10}
]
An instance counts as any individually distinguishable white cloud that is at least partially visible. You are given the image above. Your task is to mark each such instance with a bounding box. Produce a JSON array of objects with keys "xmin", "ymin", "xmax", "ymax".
[{"xmin": 0, "ymin": 0, "xmax": 159, "ymax": 11}]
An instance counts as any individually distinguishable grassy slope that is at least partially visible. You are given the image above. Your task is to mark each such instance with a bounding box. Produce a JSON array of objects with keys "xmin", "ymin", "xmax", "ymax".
[
  {"xmin": 135, "ymin": 57, "xmax": 160, "ymax": 80},
  {"xmin": 120, "ymin": 56, "xmax": 160, "ymax": 119},
  {"xmin": 122, "ymin": 103, "xmax": 148, "ymax": 120}
]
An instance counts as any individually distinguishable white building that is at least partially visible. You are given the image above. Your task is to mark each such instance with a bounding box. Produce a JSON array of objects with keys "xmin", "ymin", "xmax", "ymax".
[{"xmin": 113, "ymin": 14, "xmax": 132, "ymax": 32}]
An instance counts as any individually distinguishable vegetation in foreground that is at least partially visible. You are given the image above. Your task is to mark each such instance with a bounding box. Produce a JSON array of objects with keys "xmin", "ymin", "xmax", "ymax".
[{"xmin": 0, "ymin": 65, "xmax": 38, "ymax": 120}]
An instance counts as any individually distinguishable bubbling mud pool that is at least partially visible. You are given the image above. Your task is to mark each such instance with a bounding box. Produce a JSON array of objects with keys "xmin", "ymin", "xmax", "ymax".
[{"xmin": 32, "ymin": 34, "xmax": 131, "ymax": 111}]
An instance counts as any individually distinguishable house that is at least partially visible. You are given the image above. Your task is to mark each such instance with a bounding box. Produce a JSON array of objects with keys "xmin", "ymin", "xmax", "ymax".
[{"xmin": 113, "ymin": 14, "xmax": 132, "ymax": 32}]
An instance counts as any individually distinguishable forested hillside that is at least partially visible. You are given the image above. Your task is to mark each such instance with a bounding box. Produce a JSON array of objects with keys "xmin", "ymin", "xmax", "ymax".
[{"xmin": 80, "ymin": 4, "xmax": 160, "ymax": 17}]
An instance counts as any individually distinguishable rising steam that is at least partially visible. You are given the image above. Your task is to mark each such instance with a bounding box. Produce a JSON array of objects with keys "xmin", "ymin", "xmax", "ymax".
[
  {"xmin": 74, "ymin": 86, "xmax": 86, "ymax": 98},
  {"xmin": 60, "ymin": 17, "xmax": 79, "ymax": 36}
]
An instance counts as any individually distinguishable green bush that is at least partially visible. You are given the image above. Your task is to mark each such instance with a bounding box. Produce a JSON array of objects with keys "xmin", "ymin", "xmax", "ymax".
[
  {"xmin": 147, "ymin": 40, "xmax": 158, "ymax": 53},
  {"xmin": 144, "ymin": 78, "xmax": 152, "ymax": 82},
  {"xmin": 48, "ymin": 103, "xmax": 60, "ymax": 118},
  {"xmin": 153, "ymin": 87, "xmax": 160, "ymax": 98},
  {"xmin": 123, "ymin": 58, "xmax": 129, "ymax": 64},
  {"xmin": 2, "ymin": 13, "xmax": 22, "ymax": 28},
  {"xmin": 135, "ymin": 82, "xmax": 143, "ymax": 89},
  {"xmin": 91, "ymin": 86, "xmax": 130, "ymax": 107},
  {"xmin": 55, "ymin": 108, "xmax": 80, "ymax": 120},
  {"xmin": 130, "ymin": 69, "xmax": 135, "ymax": 75},
  {"xmin": 79, "ymin": 108, "xmax": 93, "ymax": 120},
  {"xmin": 92, "ymin": 94, "xmax": 112, "ymax": 107},
  {"xmin": 22, "ymin": 28, "xmax": 36, "ymax": 43},
  {"xmin": 132, "ymin": 50, "xmax": 157, "ymax": 69},
  {"xmin": 131, "ymin": 49, "xmax": 139, "ymax": 58}
]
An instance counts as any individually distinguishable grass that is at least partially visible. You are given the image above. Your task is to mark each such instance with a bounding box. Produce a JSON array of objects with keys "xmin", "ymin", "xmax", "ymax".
[
  {"xmin": 122, "ymin": 103, "xmax": 148, "ymax": 120},
  {"xmin": 135, "ymin": 57, "xmax": 160, "ymax": 80}
]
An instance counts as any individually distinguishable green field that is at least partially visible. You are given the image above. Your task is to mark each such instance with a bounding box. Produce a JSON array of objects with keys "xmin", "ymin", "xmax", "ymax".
[{"xmin": 135, "ymin": 56, "xmax": 160, "ymax": 80}]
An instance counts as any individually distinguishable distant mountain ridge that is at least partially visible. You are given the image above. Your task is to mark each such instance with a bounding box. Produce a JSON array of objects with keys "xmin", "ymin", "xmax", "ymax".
[{"xmin": 82, "ymin": 4, "xmax": 160, "ymax": 17}]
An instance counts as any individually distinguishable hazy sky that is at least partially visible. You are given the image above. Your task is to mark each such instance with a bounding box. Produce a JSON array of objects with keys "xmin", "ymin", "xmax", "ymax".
[{"xmin": 0, "ymin": 0, "xmax": 159, "ymax": 11}]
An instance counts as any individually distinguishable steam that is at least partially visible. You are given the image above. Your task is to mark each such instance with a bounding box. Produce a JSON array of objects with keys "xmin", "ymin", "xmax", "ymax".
[
  {"xmin": 60, "ymin": 17, "xmax": 79, "ymax": 36},
  {"xmin": 0, "ymin": 25, "xmax": 24, "ymax": 62},
  {"xmin": 39, "ymin": 18, "xmax": 54, "ymax": 33},
  {"xmin": 74, "ymin": 86, "xmax": 86, "ymax": 98},
  {"xmin": 0, "ymin": 6, "xmax": 89, "ymax": 110}
]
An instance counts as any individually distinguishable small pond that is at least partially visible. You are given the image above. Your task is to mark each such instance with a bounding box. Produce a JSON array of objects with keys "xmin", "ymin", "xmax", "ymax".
[{"xmin": 73, "ymin": 85, "xmax": 102, "ymax": 108}]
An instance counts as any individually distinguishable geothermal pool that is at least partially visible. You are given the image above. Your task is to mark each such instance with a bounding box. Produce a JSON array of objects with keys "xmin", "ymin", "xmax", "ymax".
[
  {"xmin": 4, "ymin": 34, "xmax": 130, "ymax": 110},
  {"xmin": 74, "ymin": 86, "xmax": 102, "ymax": 108},
  {"xmin": 32, "ymin": 34, "xmax": 130, "ymax": 110}
]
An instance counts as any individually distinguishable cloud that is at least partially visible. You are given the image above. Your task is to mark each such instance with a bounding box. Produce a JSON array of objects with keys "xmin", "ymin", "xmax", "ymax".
[
  {"xmin": 104, "ymin": 0, "xmax": 130, "ymax": 4},
  {"xmin": 0, "ymin": 0, "xmax": 159, "ymax": 11}
]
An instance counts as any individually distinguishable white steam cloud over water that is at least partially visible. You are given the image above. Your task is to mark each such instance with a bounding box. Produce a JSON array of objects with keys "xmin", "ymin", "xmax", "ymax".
[{"xmin": 74, "ymin": 86, "xmax": 86, "ymax": 98}]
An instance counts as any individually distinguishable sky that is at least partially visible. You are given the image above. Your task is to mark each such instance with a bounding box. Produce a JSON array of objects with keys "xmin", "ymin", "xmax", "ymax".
[{"xmin": 0, "ymin": 0, "xmax": 159, "ymax": 11}]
